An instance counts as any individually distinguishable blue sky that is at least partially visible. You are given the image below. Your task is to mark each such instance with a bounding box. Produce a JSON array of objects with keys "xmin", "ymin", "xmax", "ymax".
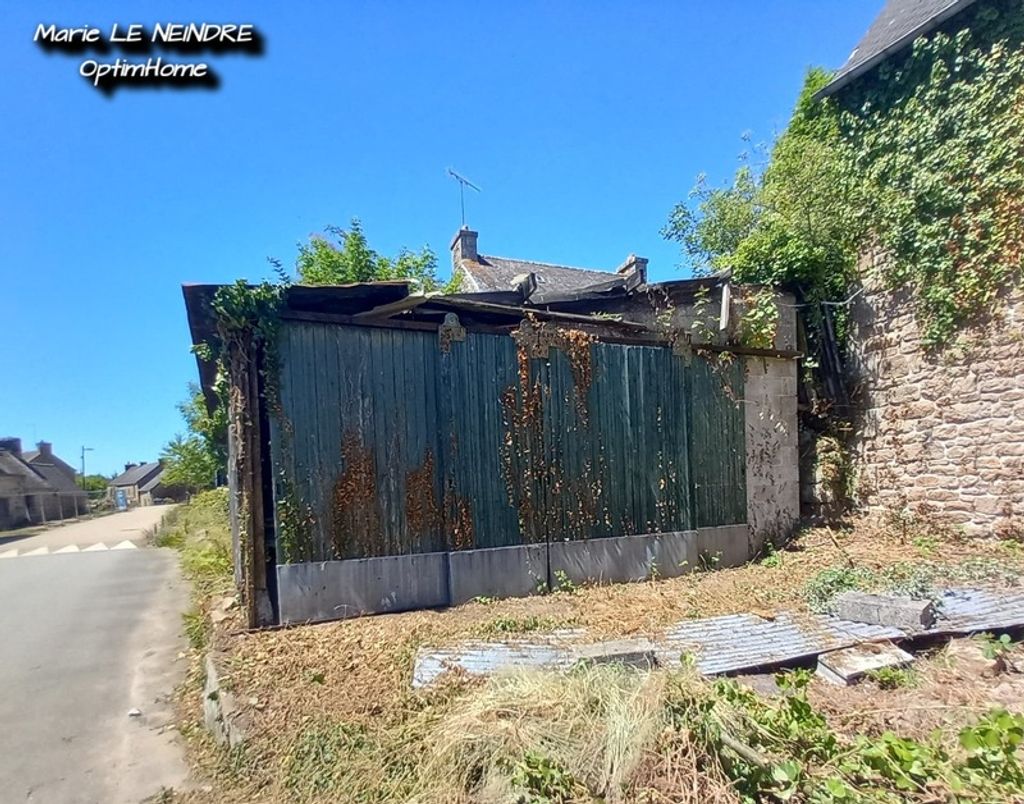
[{"xmin": 0, "ymin": 1, "xmax": 876, "ymax": 476}]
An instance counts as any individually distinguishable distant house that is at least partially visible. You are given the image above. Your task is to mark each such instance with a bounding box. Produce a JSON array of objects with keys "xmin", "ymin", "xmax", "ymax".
[
  {"xmin": 109, "ymin": 462, "xmax": 162, "ymax": 507},
  {"xmin": 450, "ymin": 228, "xmax": 647, "ymax": 302},
  {"xmin": 22, "ymin": 441, "xmax": 88, "ymax": 511},
  {"xmin": 0, "ymin": 438, "xmax": 88, "ymax": 529},
  {"xmin": 109, "ymin": 461, "xmax": 186, "ymax": 507}
]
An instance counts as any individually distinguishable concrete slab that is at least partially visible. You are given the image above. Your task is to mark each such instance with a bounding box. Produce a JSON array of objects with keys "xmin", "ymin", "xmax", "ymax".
[
  {"xmin": 834, "ymin": 591, "xmax": 936, "ymax": 631},
  {"xmin": 277, "ymin": 552, "xmax": 450, "ymax": 624},
  {"xmin": 448, "ymin": 543, "xmax": 548, "ymax": 604},
  {"xmin": 817, "ymin": 642, "xmax": 914, "ymax": 686}
]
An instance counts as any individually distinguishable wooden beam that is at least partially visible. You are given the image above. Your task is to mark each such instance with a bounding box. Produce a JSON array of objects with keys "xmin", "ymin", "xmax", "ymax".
[{"xmin": 352, "ymin": 293, "xmax": 434, "ymax": 320}]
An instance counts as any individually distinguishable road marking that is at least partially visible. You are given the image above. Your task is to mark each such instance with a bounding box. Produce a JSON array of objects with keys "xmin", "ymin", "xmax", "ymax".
[
  {"xmin": 0, "ymin": 541, "xmax": 146, "ymax": 558},
  {"xmin": 23, "ymin": 547, "xmax": 50, "ymax": 557}
]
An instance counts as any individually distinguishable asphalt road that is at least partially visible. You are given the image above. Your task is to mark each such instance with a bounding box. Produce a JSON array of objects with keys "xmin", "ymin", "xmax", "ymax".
[
  {"xmin": 0, "ymin": 510, "xmax": 191, "ymax": 803},
  {"xmin": 0, "ymin": 506, "xmax": 173, "ymax": 553}
]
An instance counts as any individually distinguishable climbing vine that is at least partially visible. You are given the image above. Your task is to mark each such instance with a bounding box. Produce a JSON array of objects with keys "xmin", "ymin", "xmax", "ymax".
[
  {"xmin": 666, "ymin": 0, "xmax": 1024, "ymax": 349},
  {"xmin": 838, "ymin": 0, "xmax": 1024, "ymax": 346}
]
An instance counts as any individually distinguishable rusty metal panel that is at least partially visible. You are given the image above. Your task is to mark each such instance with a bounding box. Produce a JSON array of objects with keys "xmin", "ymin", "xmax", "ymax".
[
  {"xmin": 689, "ymin": 357, "xmax": 746, "ymax": 528},
  {"xmin": 271, "ymin": 320, "xmax": 747, "ymax": 568},
  {"xmin": 272, "ymin": 322, "xmax": 446, "ymax": 562}
]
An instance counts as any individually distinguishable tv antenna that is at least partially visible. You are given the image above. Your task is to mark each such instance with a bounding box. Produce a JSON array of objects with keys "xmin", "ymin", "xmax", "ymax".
[{"xmin": 446, "ymin": 167, "xmax": 481, "ymax": 227}]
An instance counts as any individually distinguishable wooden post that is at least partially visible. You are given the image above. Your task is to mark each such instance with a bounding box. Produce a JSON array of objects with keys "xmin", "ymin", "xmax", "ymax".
[{"xmin": 229, "ymin": 334, "xmax": 271, "ymax": 628}]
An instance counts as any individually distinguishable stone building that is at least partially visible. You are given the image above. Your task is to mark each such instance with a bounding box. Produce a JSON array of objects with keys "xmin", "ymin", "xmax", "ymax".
[
  {"xmin": 109, "ymin": 461, "xmax": 164, "ymax": 507},
  {"xmin": 0, "ymin": 438, "xmax": 88, "ymax": 529},
  {"xmin": 818, "ymin": 0, "xmax": 1024, "ymax": 536}
]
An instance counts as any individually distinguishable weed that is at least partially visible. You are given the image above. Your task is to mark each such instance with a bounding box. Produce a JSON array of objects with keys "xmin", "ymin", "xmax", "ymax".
[
  {"xmin": 182, "ymin": 609, "xmax": 208, "ymax": 651},
  {"xmin": 761, "ymin": 541, "xmax": 783, "ymax": 569},
  {"xmin": 912, "ymin": 535, "xmax": 938, "ymax": 556},
  {"xmin": 284, "ymin": 721, "xmax": 368, "ymax": 800},
  {"xmin": 804, "ymin": 566, "xmax": 874, "ymax": 613},
  {"xmin": 476, "ymin": 615, "xmax": 567, "ymax": 637},
  {"xmin": 472, "ymin": 595, "xmax": 497, "ymax": 606},
  {"xmin": 697, "ymin": 550, "xmax": 722, "ymax": 572},
  {"xmin": 507, "ymin": 751, "xmax": 578, "ymax": 803},
  {"xmin": 977, "ymin": 632, "xmax": 1014, "ymax": 662},
  {"xmin": 868, "ymin": 666, "xmax": 917, "ymax": 690},
  {"xmin": 553, "ymin": 570, "xmax": 578, "ymax": 595}
]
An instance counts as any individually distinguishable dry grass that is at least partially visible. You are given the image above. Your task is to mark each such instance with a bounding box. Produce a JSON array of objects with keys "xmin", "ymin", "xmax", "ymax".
[{"xmin": 164, "ymin": 515, "xmax": 1024, "ymax": 802}]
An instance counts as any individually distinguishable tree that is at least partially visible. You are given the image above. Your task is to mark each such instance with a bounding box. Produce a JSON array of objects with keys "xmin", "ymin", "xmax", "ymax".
[
  {"xmin": 78, "ymin": 474, "xmax": 109, "ymax": 495},
  {"xmin": 295, "ymin": 218, "xmax": 457, "ymax": 291},
  {"xmin": 161, "ymin": 383, "xmax": 226, "ymax": 493},
  {"xmin": 663, "ymin": 68, "xmax": 864, "ymax": 310}
]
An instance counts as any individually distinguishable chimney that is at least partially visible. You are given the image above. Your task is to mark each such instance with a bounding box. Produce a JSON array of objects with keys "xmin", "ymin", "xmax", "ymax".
[
  {"xmin": 124, "ymin": 462, "xmax": 138, "ymax": 473},
  {"xmin": 0, "ymin": 437, "xmax": 22, "ymax": 457},
  {"xmin": 616, "ymin": 254, "xmax": 648, "ymax": 285},
  {"xmin": 450, "ymin": 226, "xmax": 478, "ymax": 269},
  {"xmin": 37, "ymin": 441, "xmax": 52, "ymax": 458}
]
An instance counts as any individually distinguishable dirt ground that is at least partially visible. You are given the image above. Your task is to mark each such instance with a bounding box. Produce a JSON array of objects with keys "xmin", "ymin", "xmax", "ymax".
[{"xmin": 168, "ymin": 517, "xmax": 1024, "ymax": 803}]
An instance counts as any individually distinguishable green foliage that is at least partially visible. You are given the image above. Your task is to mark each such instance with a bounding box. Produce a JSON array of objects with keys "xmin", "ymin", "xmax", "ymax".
[
  {"xmin": 739, "ymin": 287, "xmax": 782, "ymax": 349},
  {"xmin": 664, "ymin": 68, "xmax": 862, "ymax": 340},
  {"xmin": 284, "ymin": 721, "xmax": 370, "ymax": 800},
  {"xmin": 666, "ymin": 1, "xmax": 1024, "ymax": 349},
  {"xmin": 804, "ymin": 557, "xmax": 1023, "ymax": 613},
  {"xmin": 507, "ymin": 751, "xmax": 577, "ymax": 804},
  {"xmin": 476, "ymin": 615, "xmax": 567, "ymax": 637},
  {"xmin": 78, "ymin": 473, "xmax": 109, "ymax": 494},
  {"xmin": 668, "ymin": 665, "xmax": 1024, "ymax": 802},
  {"xmin": 157, "ymin": 488, "xmax": 232, "ymax": 595},
  {"xmin": 958, "ymin": 709, "xmax": 1024, "ymax": 790},
  {"xmin": 552, "ymin": 569, "xmax": 579, "ymax": 595},
  {"xmin": 838, "ymin": 0, "xmax": 1024, "ymax": 345},
  {"xmin": 804, "ymin": 566, "xmax": 879, "ymax": 613},
  {"xmin": 977, "ymin": 632, "xmax": 1014, "ymax": 661},
  {"xmin": 161, "ymin": 383, "xmax": 227, "ymax": 493},
  {"xmin": 868, "ymin": 666, "xmax": 917, "ymax": 690},
  {"xmin": 295, "ymin": 218, "xmax": 457, "ymax": 292}
]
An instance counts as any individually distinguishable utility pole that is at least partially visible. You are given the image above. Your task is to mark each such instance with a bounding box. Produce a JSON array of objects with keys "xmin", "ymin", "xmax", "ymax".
[{"xmin": 80, "ymin": 446, "xmax": 94, "ymax": 489}]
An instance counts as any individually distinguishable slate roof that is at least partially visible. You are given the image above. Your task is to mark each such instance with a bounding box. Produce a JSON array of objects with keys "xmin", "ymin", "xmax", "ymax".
[
  {"xmin": 23, "ymin": 449, "xmax": 79, "ymax": 482},
  {"xmin": 817, "ymin": 0, "xmax": 979, "ymax": 97},
  {"xmin": 111, "ymin": 461, "xmax": 162, "ymax": 488},
  {"xmin": 0, "ymin": 451, "xmax": 51, "ymax": 490},
  {"xmin": 139, "ymin": 468, "xmax": 166, "ymax": 494},
  {"xmin": 459, "ymin": 254, "xmax": 619, "ymax": 295},
  {"xmin": 28, "ymin": 461, "xmax": 83, "ymax": 493}
]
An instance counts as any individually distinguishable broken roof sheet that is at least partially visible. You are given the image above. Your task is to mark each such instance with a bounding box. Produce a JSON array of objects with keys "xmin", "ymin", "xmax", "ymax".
[{"xmin": 413, "ymin": 586, "xmax": 1024, "ymax": 686}]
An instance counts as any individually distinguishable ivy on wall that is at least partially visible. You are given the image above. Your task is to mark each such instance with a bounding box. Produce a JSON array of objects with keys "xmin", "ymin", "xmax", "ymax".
[
  {"xmin": 838, "ymin": 0, "xmax": 1024, "ymax": 345},
  {"xmin": 665, "ymin": 0, "xmax": 1024, "ymax": 349}
]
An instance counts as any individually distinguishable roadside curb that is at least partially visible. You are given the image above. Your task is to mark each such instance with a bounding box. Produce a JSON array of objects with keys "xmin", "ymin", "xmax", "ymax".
[{"xmin": 203, "ymin": 652, "xmax": 248, "ymax": 749}]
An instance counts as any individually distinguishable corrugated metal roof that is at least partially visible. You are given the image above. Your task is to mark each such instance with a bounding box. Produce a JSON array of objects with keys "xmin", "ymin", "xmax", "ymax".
[{"xmin": 413, "ymin": 587, "xmax": 1024, "ymax": 686}]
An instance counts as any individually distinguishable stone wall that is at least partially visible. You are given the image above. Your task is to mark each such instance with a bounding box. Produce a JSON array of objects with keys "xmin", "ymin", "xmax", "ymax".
[{"xmin": 848, "ymin": 255, "xmax": 1024, "ymax": 537}]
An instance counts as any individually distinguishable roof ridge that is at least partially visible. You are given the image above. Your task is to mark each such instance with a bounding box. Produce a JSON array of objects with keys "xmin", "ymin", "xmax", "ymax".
[{"xmin": 478, "ymin": 253, "xmax": 614, "ymax": 275}]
